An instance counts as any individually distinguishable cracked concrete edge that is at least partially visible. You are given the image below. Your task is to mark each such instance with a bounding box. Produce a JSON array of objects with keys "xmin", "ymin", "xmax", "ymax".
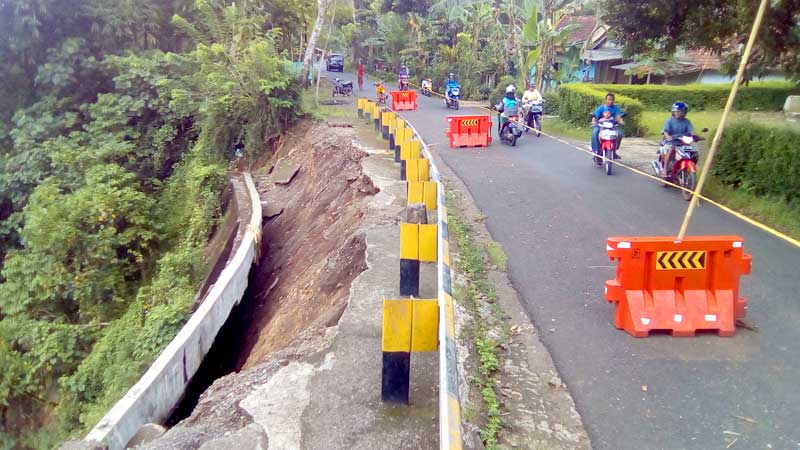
[{"xmin": 423, "ymin": 145, "xmax": 593, "ymax": 450}]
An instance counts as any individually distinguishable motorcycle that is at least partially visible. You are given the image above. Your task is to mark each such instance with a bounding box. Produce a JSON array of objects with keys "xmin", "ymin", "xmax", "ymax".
[
  {"xmin": 420, "ymin": 79, "xmax": 432, "ymax": 97},
  {"xmin": 593, "ymin": 121, "xmax": 621, "ymax": 175},
  {"xmin": 495, "ymin": 110, "xmax": 523, "ymax": 146},
  {"xmin": 332, "ymin": 78, "xmax": 353, "ymax": 97},
  {"xmin": 375, "ymin": 82, "xmax": 388, "ymax": 104},
  {"xmin": 398, "ymin": 74, "xmax": 409, "ymax": 91},
  {"xmin": 651, "ymin": 134, "xmax": 705, "ymax": 201},
  {"xmin": 444, "ymin": 84, "xmax": 460, "ymax": 110},
  {"xmin": 521, "ymin": 99, "xmax": 544, "ymax": 136}
]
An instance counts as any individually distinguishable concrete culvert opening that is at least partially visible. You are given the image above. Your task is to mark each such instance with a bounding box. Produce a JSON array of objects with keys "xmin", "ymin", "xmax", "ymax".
[{"xmin": 167, "ymin": 121, "xmax": 377, "ymax": 427}]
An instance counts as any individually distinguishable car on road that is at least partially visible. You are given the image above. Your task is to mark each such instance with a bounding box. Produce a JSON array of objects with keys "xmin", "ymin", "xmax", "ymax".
[{"xmin": 326, "ymin": 53, "xmax": 344, "ymax": 72}]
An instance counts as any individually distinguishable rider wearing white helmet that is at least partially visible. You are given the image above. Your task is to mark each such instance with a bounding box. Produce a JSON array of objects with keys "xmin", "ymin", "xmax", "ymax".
[{"xmin": 495, "ymin": 84, "xmax": 519, "ymax": 134}]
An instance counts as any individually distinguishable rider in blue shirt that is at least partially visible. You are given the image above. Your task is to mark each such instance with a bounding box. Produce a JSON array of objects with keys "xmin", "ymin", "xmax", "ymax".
[
  {"xmin": 591, "ymin": 93, "xmax": 625, "ymax": 158},
  {"xmin": 658, "ymin": 101, "xmax": 695, "ymax": 177},
  {"xmin": 445, "ymin": 73, "xmax": 460, "ymax": 102}
]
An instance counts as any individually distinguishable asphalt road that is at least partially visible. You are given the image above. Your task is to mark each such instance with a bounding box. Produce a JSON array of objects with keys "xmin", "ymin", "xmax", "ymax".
[{"xmin": 335, "ymin": 70, "xmax": 800, "ymax": 450}]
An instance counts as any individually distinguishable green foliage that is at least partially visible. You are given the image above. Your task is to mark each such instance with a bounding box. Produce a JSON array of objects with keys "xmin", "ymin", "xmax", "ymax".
[
  {"xmin": 542, "ymin": 90, "xmax": 560, "ymax": 115},
  {"xmin": 489, "ymin": 76, "xmax": 519, "ymax": 107},
  {"xmin": 558, "ymin": 83, "xmax": 644, "ymax": 136},
  {"xmin": 713, "ymin": 122, "xmax": 800, "ymax": 205},
  {"xmin": 0, "ymin": 0, "xmax": 301, "ymax": 445},
  {"xmin": 447, "ymin": 191, "xmax": 504, "ymax": 449},
  {"xmin": 0, "ymin": 164, "xmax": 158, "ymax": 321},
  {"xmin": 592, "ymin": 82, "xmax": 799, "ymax": 112},
  {"xmin": 601, "ymin": 0, "xmax": 800, "ymax": 80}
]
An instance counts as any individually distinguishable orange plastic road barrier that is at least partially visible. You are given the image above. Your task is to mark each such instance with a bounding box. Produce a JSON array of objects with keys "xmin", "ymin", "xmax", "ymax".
[
  {"xmin": 445, "ymin": 115, "xmax": 492, "ymax": 148},
  {"xmin": 605, "ymin": 236, "xmax": 751, "ymax": 337},
  {"xmin": 390, "ymin": 90, "xmax": 418, "ymax": 111}
]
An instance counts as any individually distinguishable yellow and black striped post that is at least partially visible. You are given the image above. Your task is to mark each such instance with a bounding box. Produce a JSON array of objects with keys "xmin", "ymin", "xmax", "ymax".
[
  {"xmin": 381, "ymin": 298, "xmax": 438, "ymax": 403},
  {"xmin": 381, "ymin": 110, "xmax": 394, "ymax": 140},
  {"xmin": 401, "ymin": 156, "xmax": 430, "ymax": 183},
  {"xmin": 396, "ymin": 125, "xmax": 413, "ymax": 163},
  {"xmin": 357, "ymin": 97, "xmax": 366, "ymax": 118},
  {"xmin": 364, "ymin": 100, "xmax": 373, "ymax": 122},
  {"xmin": 407, "ymin": 181, "xmax": 438, "ymax": 211},
  {"xmin": 392, "ymin": 118, "xmax": 406, "ymax": 154},
  {"xmin": 374, "ymin": 105, "xmax": 382, "ymax": 132},
  {"xmin": 400, "ymin": 222, "xmax": 438, "ymax": 296}
]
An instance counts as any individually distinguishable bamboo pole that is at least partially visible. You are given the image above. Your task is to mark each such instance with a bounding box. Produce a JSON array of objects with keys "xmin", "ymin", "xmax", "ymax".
[{"xmin": 676, "ymin": 0, "xmax": 769, "ymax": 239}]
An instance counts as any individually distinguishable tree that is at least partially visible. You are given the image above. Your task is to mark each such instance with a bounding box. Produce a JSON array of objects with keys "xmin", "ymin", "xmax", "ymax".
[
  {"xmin": 601, "ymin": 0, "xmax": 800, "ymax": 79},
  {"xmin": 522, "ymin": 0, "xmax": 579, "ymax": 90},
  {"xmin": 301, "ymin": 0, "xmax": 332, "ymax": 84}
]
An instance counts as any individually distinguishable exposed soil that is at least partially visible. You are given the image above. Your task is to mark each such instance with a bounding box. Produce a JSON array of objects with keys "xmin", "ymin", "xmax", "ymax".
[
  {"xmin": 240, "ymin": 123, "xmax": 378, "ymax": 369},
  {"xmin": 166, "ymin": 121, "xmax": 379, "ymax": 427}
]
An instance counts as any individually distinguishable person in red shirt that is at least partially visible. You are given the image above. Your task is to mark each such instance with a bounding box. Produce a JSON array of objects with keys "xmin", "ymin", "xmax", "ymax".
[{"xmin": 357, "ymin": 59, "xmax": 364, "ymax": 91}]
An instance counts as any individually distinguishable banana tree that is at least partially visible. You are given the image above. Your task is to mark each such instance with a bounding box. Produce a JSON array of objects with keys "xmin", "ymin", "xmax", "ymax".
[{"xmin": 522, "ymin": 0, "xmax": 579, "ymax": 90}]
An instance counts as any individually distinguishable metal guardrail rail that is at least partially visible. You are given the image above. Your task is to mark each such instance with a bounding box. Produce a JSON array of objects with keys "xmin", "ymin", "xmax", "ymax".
[{"xmin": 405, "ymin": 120, "xmax": 463, "ymax": 450}]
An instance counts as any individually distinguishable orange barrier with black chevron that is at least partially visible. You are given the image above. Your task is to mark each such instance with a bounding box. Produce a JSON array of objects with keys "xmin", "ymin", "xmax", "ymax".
[
  {"xmin": 391, "ymin": 90, "xmax": 418, "ymax": 111},
  {"xmin": 445, "ymin": 115, "xmax": 492, "ymax": 148},
  {"xmin": 605, "ymin": 236, "xmax": 751, "ymax": 337}
]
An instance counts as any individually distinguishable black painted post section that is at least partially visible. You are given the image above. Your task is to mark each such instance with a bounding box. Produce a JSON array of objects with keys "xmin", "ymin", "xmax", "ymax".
[{"xmin": 381, "ymin": 352, "xmax": 410, "ymax": 403}]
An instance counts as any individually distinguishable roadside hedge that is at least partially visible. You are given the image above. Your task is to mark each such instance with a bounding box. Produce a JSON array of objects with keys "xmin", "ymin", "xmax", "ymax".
[
  {"xmin": 593, "ymin": 81, "xmax": 798, "ymax": 111},
  {"xmin": 558, "ymin": 83, "xmax": 644, "ymax": 136},
  {"xmin": 543, "ymin": 91, "xmax": 560, "ymax": 115},
  {"xmin": 714, "ymin": 122, "xmax": 800, "ymax": 204}
]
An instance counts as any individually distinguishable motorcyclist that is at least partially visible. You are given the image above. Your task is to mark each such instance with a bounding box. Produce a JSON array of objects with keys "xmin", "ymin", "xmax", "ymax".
[
  {"xmin": 591, "ymin": 93, "xmax": 625, "ymax": 158},
  {"xmin": 495, "ymin": 84, "xmax": 519, "ymax": 136},
  {"xmin": 445, "ymin": 73, "xmax": 460, "ymax": 101},
  {"xmin": 521, "ymin": 83, "xmax": 544, "ymax": 131},
  {"xmin": 658, "ymin": 102, "xmax": 695, "ymax": 178},
  {"xmin": 421, "ymin": 77, "xmax": 432, "ymax": 93},
  {"xmin": 398, "ymin": 64, "xmax": 409, "ymax": 90},
  {"xmin": 375, "ymin": 81, "xmax": 387, "ymax": 103}
]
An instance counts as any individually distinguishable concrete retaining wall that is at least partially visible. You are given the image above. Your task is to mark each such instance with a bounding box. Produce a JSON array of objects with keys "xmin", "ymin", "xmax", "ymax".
[{"xmin": 85, "ymin": 173, "xmax": 262, "ymax": 450}]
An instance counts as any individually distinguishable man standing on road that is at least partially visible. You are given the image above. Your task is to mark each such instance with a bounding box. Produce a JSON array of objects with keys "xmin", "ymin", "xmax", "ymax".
[
  {"xmin": 591, "ymin": 93, "xmax": 625, "ymax": 158},
  {"xmin": 357, "ymin": 59, "xmax": 365, "ymax": 91}
]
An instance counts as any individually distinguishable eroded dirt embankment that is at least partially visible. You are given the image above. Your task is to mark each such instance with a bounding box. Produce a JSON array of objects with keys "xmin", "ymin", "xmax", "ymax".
[{"xmin": 158, "ymin": 121, "xmax": 380, "ymax": 445}]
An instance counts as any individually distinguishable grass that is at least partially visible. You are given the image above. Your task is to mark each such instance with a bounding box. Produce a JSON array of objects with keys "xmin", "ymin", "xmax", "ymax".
[
  {"xmin": 300, "ymin": 84, "xmax": 358, "ymax": 121},
  {"xmin": 486, "ymin": 241, "xmax": 507, "ymax": 271},
  {"xmin": 639, "ymin": 110, "xmax": 799, "ymax": 140},
  {"xmin": 447, "ymin": 191, "xmax": 505, "ymax": 450},
  {"xmin": 703, "ymin": 176, "xmax": 800, "ymax": 239},
  {"xmin": 546, "ymin": 110, "xmax": 800, "ymax": 240},
  {"xmin": 544, "ymin": 116, "xmax": 591, "ymax": 141}
]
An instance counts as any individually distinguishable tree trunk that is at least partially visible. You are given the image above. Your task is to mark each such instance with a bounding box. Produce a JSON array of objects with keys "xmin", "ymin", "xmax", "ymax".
[
  {"xmin": 301, "ymin": 0, "xmax": 331, "ymax": 85},
  {"xmin": 316, "ymin": 0, "xmax": 339, "ymax": 105}
]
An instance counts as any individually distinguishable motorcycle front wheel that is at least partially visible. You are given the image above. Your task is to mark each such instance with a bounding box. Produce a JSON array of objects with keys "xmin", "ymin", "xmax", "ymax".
[
  {"xmin": 678, "ymin": 169, "xmax": 696, "ymax": 201},
  {"xmin": 454, "ymin": 100, "xmax": 459, "ymax": 110},
  {"xmin": 604, "ymin": 149, "xmax": 613, "ymax": 175}
]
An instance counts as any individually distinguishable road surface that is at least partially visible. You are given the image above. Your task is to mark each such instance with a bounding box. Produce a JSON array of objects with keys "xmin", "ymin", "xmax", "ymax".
[{"xmin": 336, "ymin": 69, "xmax": 800, "ymax": 450}]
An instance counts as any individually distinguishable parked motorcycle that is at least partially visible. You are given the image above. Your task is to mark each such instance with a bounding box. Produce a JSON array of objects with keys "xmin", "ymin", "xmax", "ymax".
[
  {"xmin": 444, "ymin": 84, "xmax": 461, "ymax": 110},
  {"xmin": 651, "ymin": 134, "xmax": 705, "ymax": 200},
  {"xmin": 521, "ymin": 99, "xmax": 544, "ymax": 136},
  {"xmin": 593, "ymin": 121, "xmax": 621, "ymax": 175},
  {"xmin": 398, "ymin": 74, "xmax": 409, "ymax": 91},
  {"xmin": 332, "ymin": 78, "xmax": 353, "ymax": 97}
]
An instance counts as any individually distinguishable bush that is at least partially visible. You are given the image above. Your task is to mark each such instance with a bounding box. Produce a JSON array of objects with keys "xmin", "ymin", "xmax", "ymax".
[
  {"xmin": 488, "ymin": 76, "xmax": 518, "ymax": 107},
  {"xmin": 542, "ymin": 91, "xmax": 560, "ymax": 115},
  {"xmin": 558, "ymin": 83, "xmax": 644, "ymax": 136},
  {"xmin": 593, "ymin": 81, "xmax": 798, "ymax": 111},
  {"xmin": 713, "ymin": 122, "xmax": 800, "ymax": 205}
]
